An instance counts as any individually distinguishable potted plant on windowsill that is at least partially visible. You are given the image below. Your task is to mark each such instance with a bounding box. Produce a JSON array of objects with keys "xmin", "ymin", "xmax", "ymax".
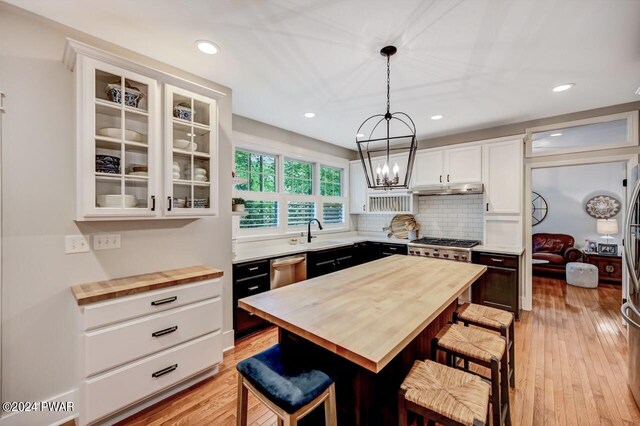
[{"xmin": 232, "ymin": 198, "xmax": 246, "ymax": 212}]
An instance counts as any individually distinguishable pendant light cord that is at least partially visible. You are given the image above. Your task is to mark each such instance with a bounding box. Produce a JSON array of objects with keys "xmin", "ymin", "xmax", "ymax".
[{"xmin": 386, "ymin": 54, "xmax": 391, "ymax": 114}]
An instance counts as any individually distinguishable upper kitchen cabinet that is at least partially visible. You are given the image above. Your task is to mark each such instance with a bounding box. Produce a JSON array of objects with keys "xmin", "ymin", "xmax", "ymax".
[
  {"xmin": 164, "ymin": 85, "xmax": 218, "ymax": 217},
  {"xmin": 413, "ymin": 150, "xmax": 444, "ymax": 186},
  {"xmin": 483, "ymin": 138, "xmax": 523, "ymax": 214},
  {"xmin": 74, "ymin": 56, "xmax": 161, "ymax": 220},
  {"xmin": 65, "ymin": 40, "xmax": 224, "ymax": 220},
  {"xmin": 349, "ymin": 161, "xmax": 368, "ymax": 213},
  {"xmin": 412, "ymin": 146, "xmax": 481, "ymax": 187}
]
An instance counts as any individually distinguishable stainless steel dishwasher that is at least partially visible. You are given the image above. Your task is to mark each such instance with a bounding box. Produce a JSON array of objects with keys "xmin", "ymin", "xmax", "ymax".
[{"xmin": 270, "ymin": 254, "xmax": 307, "ymax": 289}]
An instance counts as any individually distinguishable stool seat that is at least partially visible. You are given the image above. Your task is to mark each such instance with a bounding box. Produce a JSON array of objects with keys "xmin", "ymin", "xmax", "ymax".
[
  {"xmin": 401, "ymin": 359, "xmax": 490, "ymax": 426},
  {"xmin": 436, "ymin": 324, "xmax": 506, "ymax": 363},
  {"xmin": 236, "ymin": 344, "xmax": 333, "ymax": 414},
  {"xmin": 457, "ymin": 303, "xmax": 514, "ymax": 330}
]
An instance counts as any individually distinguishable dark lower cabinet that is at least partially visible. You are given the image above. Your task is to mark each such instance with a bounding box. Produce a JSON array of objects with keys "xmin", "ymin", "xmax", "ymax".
[
  {"xmin": 380, "ymin": 243, "xmax": 408, "ymax": 257},
  {"xmin": 472, "ymin": 251, "xmax": 520, "ymax": 319},
  {"xmin": 233, "ymin": 259, "xmax": 270, "ymax": 338},
  {"xmin": 307, "ymin": 246, "xmax": 354, "ymax": 278}
]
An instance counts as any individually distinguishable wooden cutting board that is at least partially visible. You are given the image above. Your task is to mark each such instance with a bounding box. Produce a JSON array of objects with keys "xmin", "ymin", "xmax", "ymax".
[{"xmin": 388, "ymin": 214, "xmax": 418, "ymax": 239}]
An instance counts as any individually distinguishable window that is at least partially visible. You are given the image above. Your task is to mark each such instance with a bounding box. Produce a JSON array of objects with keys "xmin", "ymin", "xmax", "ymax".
[
  {"xmin": 287, "ymin": 201, "xmax": 316, "ymax": 227},
  {"xmin": 320, "ymin": 166, "xmax": 341, "ymax": 196},
  {"xmin": 239, "ymin": 200, "xmax": 278, "ymax": 229},
  {"xmin": 235, "ymin": 150, "xmax": 276, "ymax": 192},
  {"xmin": 284, "ymin": 159, "xmax": 313, "ymax": 195},
  {"xmin": 322, "ymin": 202, "xmax": 344, "ymax": 224}
]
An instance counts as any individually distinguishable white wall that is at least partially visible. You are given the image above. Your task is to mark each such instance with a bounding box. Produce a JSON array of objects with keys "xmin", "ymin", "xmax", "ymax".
[
  {"xmin": 0, "ymin": 3, "xmax": 233, "ymax": 411},
  {"xmin": 532, "ymin": 162, "xmax": 625, "ymax": 248},
  {"xmin": 355, "ymin": 194, "xmax": 484, "ymax": 241}
]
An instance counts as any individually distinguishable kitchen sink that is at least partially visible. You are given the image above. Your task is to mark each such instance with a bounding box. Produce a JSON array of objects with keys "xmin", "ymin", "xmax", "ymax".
[{"xmin": 298, "ymin": 240, "xmax": 345, "ymax": 249}]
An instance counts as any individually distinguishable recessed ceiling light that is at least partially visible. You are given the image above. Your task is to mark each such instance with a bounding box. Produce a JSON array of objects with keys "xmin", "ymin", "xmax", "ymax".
[
  {"xmin": 195, "ymin": 40, "xmax": 219, "ymax": 55},
  {"xmin": 550, "ymin": 133, "xmax": 562, "ymax": 137},
  {"xmin": 552, "ymin": 83, "xmax": 574, "ymax": 92},
  {"xmin": 356, "ymin": 133, "xmax": 365, "ymax": 138},
  {"xmin": 431, "ymin": 114, "xmax": 443, "ymax": 120},
  {"xmin": 304, "ymin": 112, "xmax": 316, "ymax": 118}
]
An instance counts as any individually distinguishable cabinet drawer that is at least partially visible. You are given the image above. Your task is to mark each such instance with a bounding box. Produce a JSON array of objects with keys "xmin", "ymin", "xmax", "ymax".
[
  {"xmin": 380, "ymin": 243, "xmax": 408, "ymax": 256},
  {"xmin": 85, "ymin": 332, "xmax": 221, "ymax": 424},
  {"xmin": 234, "ymin": 273, "xmax": 269, "ymax": 298},
  {"xmin": 85, "ymin": 298, "xmax": 221, "ymax": 377},
  {"xmin": 474, "ymin": 253, "xmax": 517, "ymax": 269},
  {"xmin": 82, "ymin": 279, "xmax": 222, "ymax": 331},
  {"xmin": 233, "ymin": 259, "xmax": 269, "ymax": 280}
]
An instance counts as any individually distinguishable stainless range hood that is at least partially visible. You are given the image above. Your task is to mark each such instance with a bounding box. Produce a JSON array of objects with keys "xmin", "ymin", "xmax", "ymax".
[{"xmin": 411, "ymin": 183, "xmax": 484, "ymax": 196}]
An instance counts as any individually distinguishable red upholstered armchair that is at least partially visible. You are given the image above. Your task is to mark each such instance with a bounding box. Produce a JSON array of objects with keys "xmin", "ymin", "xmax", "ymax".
[{"xmin": 532, "ymin": 233, "xmax": 582, "ymax": 274}]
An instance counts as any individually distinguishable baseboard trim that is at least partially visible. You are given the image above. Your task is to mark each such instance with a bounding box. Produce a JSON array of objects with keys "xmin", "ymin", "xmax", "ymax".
[
  {"xmin": 0, "ymin": 388, "xmax": 78, "ymax": 426},
  {"xmin": 222, "ymin": 329, "xmax": 235, "ymax": 353}
]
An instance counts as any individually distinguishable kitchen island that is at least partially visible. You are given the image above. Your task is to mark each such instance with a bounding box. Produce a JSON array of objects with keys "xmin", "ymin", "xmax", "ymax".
[{"xmin": 239, "ymin": 255, "xmax": 486, "ymax": 425}]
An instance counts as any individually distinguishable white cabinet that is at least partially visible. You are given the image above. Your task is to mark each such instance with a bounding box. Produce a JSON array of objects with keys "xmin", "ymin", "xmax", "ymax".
[
  {"xmin": 412, "ymin": 146, "xmax": 481, "ymax": 187},
  {"xmin": 76, "ymin": 56, "xmax": 161, "ymax": 220},
  {"xmin": 483, "ymin": 139, "xmax": 522, "ymax": 214},
  {"xmin": 444, "ymin": 146, "xmax": 482, "ymax": 184},
  {"xmin": 66, "ymin": 40, "xmax": 221, "ymax": 221},
  {"xmin": 349, "ymin": 161, "xmax": 368, "ymax": 214},
  {"xmin": 164, "ymin": 85, "xmax": 218, "ymax": 216},
  {"xmin": 413, "ymin": 150, "xmax": 444, "ymax": 186}
]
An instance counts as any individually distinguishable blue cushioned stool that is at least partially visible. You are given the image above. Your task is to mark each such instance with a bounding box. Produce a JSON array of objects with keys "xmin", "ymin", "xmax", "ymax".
[{"xmin": 236, "ymin": 344, "xmax": 337, "ymax": 426}]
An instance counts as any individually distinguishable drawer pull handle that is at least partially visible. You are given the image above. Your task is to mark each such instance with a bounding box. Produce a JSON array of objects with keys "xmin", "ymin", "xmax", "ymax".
[
  {"xmin": 151, "ymin": 296, "xmax": 177, "ymax": 306},
  {"xmin": 152, "ymin": 326, "xmax": 178, "ymax": 338},
  {"xmin": 152, "ymin": 364, "xmax": 178, "ymax": 378},
  {"xmin": 248, "ymin": 267, "xmax": 259, "ymax": 271},
  {"xmin": 490, "ymin": 258, "xmax": 504, "ymax": 263},
  {"xmin": 248, "ymin": 285, "xmax": 260, "ymax": 291}
]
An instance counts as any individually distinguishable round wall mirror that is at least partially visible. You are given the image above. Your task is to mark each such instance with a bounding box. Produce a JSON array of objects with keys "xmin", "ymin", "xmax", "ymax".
[{"xmin": 532, "ymin": 191, "xmax": 548, "ymax": 226}]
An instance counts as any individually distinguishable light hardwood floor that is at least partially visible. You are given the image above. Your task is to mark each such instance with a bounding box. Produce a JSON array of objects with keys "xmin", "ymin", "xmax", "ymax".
[{"xmin": 118, "ymin": 276, "xmax": 640, "ymax": 426}]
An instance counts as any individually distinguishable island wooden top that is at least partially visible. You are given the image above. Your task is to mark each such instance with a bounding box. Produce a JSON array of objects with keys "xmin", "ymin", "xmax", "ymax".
[
  {"xmin": 239, "ymin": 255, "xmax": 486, "ymax": 373},
  {"xmin": 71, "ymin": 265, "xmax": 223, "ymax": 305}
]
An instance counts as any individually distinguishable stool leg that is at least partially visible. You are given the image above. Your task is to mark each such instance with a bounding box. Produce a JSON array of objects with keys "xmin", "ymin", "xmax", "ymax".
[
  {"xmin": 236, "ymin": 375, "xmax": 248, "ymax": 426},
  {"xmin": 283, "ymin": 414, "xmax": 296, "ymax": 426},
  {"xmin": 490, "ymin": 358, "xmax": 501, "ymax": 426},
  {"xmin": 277, "ymin": 419, "xmax": 284, "ymax": 426},
  {"xmin": 501, "ymin": 349, "xmax": 512, "ymax": 426},
  {"xmin": 463, "ymin": 321, "xmax": 470, "ymax": 371},
  {"xmin": 509, "ymin": 320, "xmax": 515, "ymax": 388},
  {"xmin": 324, "ymin": 384, "xmax": 337, "ymax": 426},
  {"xmin": 398, "ymin": 392, "xmax": 408, "ymax": 426}
]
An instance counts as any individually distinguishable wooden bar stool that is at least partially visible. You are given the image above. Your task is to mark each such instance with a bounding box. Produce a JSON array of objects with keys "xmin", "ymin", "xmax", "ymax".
[
  {"xmin": 236, "ymin": 344, "xmax": 337, "ymax": 426},
  {"xmin": 454, "ymin": 303, "xmax": 516, "ymax": 387},
  {"xmin": 399, "ymin": 359, "xmax": 490, "ymax": 426},
  {"xmin": 432, "ymin": 323, "xmax": 510, "ymax": 426}
]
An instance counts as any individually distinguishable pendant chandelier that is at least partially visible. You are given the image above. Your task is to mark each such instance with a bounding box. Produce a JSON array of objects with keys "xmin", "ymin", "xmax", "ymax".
[{"xmin": 356, "ymin": 45, "xmax": 417, "ymax": 190}]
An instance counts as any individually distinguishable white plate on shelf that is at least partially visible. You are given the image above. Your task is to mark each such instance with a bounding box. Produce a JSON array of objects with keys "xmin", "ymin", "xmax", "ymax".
[
  {"xmin": 194, "ymin": 176, "xmax": 208, "ymax": 182},
  {"xmin": 97, "ymin": 194, "xmax": 137, "ymax": 208},
  {"xmin": 128, "ymin": 171, "xmax": 148, "ymax": 177},
  {"xmin": 173, "ymin": 139, "xmax": 190, "ymax": 149},
  {"xmin": 97, "ymin": 128, "xmax": 144, "ymax": 142}
]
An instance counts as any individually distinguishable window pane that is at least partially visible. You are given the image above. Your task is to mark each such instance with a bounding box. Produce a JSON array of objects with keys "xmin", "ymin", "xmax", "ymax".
[
  {"xmin": 234, "ymin": 150, "xmax": 249, "ymax": 191},
  {"xmin": 320, "ymin": 166, "xmax": 341, "ymax": 196},
  {"xmin": 531, "ymin": 118, "xmax": 629, "ymax": 155},
  {"xmin": 236, "ymin": 149, "xmax": 276, "ymax": 193},
  {"xmin": 285, "ymin": 159, "xmax": 312, "ymax": 195},
  {"xmin": 323, "ymin": 202, "xmax": 344, "ymax": 224},
  {"xmin": 287, "ymin": 201, "xmax": 316, "ymax": 227},
  {"xmin": 240, "ymin": 200, "xmax": 278, "ymax": 229}
]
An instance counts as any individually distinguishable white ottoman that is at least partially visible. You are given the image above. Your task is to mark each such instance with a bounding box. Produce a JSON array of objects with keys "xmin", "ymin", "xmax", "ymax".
[{"xmin": 566, "ymin": 262, "xmax": 599, "ymax": 288}]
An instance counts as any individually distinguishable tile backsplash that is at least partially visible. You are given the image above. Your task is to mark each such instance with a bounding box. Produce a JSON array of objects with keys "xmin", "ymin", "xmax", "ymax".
[{"xmin": 354, "ymin": 194, "xmax": 484, "ymax": 240}]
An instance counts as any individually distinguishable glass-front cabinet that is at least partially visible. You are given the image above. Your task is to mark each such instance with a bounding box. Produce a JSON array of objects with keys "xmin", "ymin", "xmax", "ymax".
[
  {"xmin": 164, "ymin": 84, "xmax": 218, "ymax": 216},
  {"xmin": 78, "ymin": 57, "xmax": 161, "ymax": 219}
]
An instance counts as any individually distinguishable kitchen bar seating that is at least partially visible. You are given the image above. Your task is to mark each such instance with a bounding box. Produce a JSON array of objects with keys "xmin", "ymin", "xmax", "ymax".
[
  {"xmin": 432, "ymin": 323, "xmax": 511, "ymax": 426},
  {"xmin": 236, "ymin": 344, "xmax": 337, "ymax": 426},
  {"xmin": 399, "ymin": 359, "xmax": 490, "ymax": 426},
  {"xmin": 454, "ymin": 303, "xmax": 516, "ymax": 387}
]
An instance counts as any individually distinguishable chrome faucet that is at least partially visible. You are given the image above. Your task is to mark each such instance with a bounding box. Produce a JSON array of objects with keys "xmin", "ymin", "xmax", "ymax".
[{"xmin": 307, "ymin": 218, "xmax": 323, "ymax": 243}]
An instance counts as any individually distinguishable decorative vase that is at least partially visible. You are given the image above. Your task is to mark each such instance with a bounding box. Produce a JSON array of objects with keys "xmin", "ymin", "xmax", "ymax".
[{"xmin": 233, "ymin": 204, "xmax": 245, "ymax": 212}]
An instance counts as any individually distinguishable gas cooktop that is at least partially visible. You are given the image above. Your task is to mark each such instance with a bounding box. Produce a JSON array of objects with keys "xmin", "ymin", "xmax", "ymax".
[{"xmin": 409, "ymin": 237, "xmax": 481, "ymax": 248}]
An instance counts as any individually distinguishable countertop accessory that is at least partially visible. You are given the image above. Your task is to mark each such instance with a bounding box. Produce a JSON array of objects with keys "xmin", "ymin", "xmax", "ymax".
[
  {"xmin": 388, "ymin": 214, "xmax": 417, "ymax": 239},
  {"xmin": 173, "ymin": 102, "xmax": 193, "ymax": 121},
  {"xmin": 355, "ymin": 45, "xmax": 417, "ymax": 190},
  {"xmin": 232, "ymin": 198, "xmax": 245, "ymax": 212},
  {"xmin": 105, "ymin": 82, "xmax": 144, "ymax": 108},
  {"xmin": 585, "ymin": 194, "xmax": 620, "ymax": 219}
]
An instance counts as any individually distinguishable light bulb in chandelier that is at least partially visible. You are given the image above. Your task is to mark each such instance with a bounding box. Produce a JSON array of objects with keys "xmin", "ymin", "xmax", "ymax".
[
  {"xmin": 393, "ymin": 162, "xmax": 399, "ymax": 177},
  {"xmin": 382, "ymin": 163, "xmax": 389, "ymax": 176},
  {"xmin": 376, "ymin": 164, "xmax": 382, "ymax": 175}
]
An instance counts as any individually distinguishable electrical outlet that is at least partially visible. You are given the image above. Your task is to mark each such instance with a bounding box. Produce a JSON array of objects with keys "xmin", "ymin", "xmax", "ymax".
[
  {"xmin": 65, "ymin": 235, "xmax": 90, "ymax": 254},
  {"xmin": 92, "ymin": 234, "xmax": 121, "ymax": 251}
]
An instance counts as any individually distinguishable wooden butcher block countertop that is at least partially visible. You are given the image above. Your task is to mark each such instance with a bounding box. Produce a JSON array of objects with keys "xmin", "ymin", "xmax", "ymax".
[
  {"xmin": 71, "ymin": 265, "xmax": 224, "ymax": 305},
  {"xmin": 239, "ymin": 255, "xmax": 486, "ymax": 373}
]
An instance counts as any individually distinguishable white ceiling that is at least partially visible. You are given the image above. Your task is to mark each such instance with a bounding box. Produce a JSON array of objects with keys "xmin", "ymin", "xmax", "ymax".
[{"xmin": 7, "ymin": 0, "xmax": 640, "ymax": 149}]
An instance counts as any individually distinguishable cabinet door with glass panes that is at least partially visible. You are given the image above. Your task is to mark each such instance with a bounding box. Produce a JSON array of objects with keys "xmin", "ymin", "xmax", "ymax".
[
  {"xmin": 164, "ymin": 84, "xmax": 218, "ymax": 216},
  {"xmin": 78, "ymin": 57, "xmax": 160, "ymax": 219}
]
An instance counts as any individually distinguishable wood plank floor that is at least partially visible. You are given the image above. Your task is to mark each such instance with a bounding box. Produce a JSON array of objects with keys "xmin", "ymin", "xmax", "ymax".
[{"xmin": 118, "ymin": 276, "xmax": 640, "ymax": 426}]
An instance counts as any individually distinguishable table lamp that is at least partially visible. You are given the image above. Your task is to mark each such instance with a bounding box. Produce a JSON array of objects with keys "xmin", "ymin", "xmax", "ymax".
[{"xmin": 596, "ymin": 218, "xmax": 618, "ymax": 240}]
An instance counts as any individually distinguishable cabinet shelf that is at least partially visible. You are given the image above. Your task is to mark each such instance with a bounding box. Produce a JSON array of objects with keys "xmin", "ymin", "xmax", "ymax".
[
  {"xmin": 95, "ymin": 98, "xmax": 148, "ymax": 116},
  {"xmin": 173, "ymin": 179, "xmax": 210, "ymax": 186},
  {"xmin": 172, "ymin": 148, "xmax": 210, "ymax": 159}
]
